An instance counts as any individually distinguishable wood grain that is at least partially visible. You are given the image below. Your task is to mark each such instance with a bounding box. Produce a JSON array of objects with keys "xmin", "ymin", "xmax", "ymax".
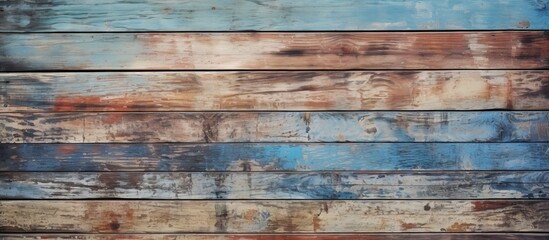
[
  {"xmin": 2, "ymin": 112, "xmax": 548, "ymax": 143},
  {"xmin": 1, "ymin": 234, "xmax": 548, "ymax": 240},
  {"xmin": 3, "ymin": 143, "xmax": 547, "ymax": 172},
  {"xmin": 1, "ymin": 200, "xmax": 547, "ymax": 233},
  {"xmin": 1, "ymin": 32, "xmax": 548, "ymax": 71},
  {"xmin": 1, "ymin": 0, "xmax": 548, "ymax": 31},
  {"xmin": 1, "ymin": 172, "xmax": 547, "ymax": 199},
  {"xmin": 2, "ymin": 71, "xmax": 548, "ymax": 112}
]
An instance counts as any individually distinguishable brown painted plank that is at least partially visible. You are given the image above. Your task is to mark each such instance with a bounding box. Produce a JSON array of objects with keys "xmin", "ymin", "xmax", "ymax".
[
  {"xmin": 1, "ymin": 32, "xmax": 548, "ymax": 71},
  {"xmin": 1, "ymin": 172, "xmax": 546, "ymax": 199},
  {"xmin": 1, "ymin": 233, "xmax": 548, "ymax": 240},
  {"xmin": 0, "ymin": 200, "xmax": 547, "ymax": 233},
  {"xmin": 1, "ymin": 112, "xmax": 548, "ymax": 143},
  {"xmin": 1, "ymin": 71, "xmax": 547, "ymax": 111}
]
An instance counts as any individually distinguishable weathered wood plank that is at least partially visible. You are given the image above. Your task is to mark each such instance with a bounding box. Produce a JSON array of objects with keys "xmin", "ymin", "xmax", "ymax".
[
  {"xmin": 2, "ymin": 71, "xmax": 548, "ymax": 112},
  {"xmin": 2, "ymin": 112, "xmax": 548, "ymax": 143},
  {"xmin": 1, "ymin": 0, "xmax": 548, "ymax": 31},
  {"xmin": 1, "ymin": 172, "xmax": 547, "ymax": 199},
  {"xmin": 1, "ymin": 32, "xmax": 548, "ymax": 71},
  {"xmin": 1, "ymin": 200, "xmax": 547, "ymax": 233},
  {"xmin": 3, "ymin": 143, "xmax": 547, "ymax": 172},
  {"xmin": 1, "ymin": 234, "xmax": 548, "ymax": 240}
]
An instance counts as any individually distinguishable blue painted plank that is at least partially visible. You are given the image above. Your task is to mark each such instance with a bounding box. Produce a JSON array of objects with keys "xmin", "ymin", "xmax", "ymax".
[
  {"xmin": 2, "ymin": 112, "xmax": 548, "ymax": 143},
  {"xmin": 1, "ymin": 143, "xmax": 548, "ymax": 171},
  {"xmin": 1, "ymin": 172, "xmax": 547, "ymax": 199},
  {"xmin": 1, "ymin": 0, "xmax": 548, "ymax": 31}
]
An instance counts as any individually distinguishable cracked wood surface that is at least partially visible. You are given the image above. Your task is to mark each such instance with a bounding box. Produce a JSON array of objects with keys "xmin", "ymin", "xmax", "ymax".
[
  {"xmin": 1, "ymin": 0, "xmax": 548, "ymax": 31},
  {"xmin": 2, "ymin": 143, "xmax": 547, "ymax": 171},
  {"xmin": 0, "ymin": 200, "xmax": 547, "ymax": 233},
  {"xmin": 1, "ymin": 71, "xmax": 548, "ymax": 112},
  {"xmin": 1, "ymin": 171, "xmax": 547, "ymax": 199},
  {"xmin": 2, "ymin": 112, "xmax": 548, "ymax": 143},
  {"xmin": 1, "ymin": 32, "xmax": 548, "ymax": 71},
  {"xmin": 1, "ymin": 234, "xmax": 548, "ymax": 239}
]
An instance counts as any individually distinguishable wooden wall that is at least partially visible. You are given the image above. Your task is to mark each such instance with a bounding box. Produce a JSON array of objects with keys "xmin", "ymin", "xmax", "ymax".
[{"xmin": 0, "ymin": 0, "xmax": 548, "ymax": 239}]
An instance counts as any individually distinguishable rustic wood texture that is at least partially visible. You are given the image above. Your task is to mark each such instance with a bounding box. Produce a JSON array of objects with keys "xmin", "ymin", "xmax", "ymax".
[
  {"xmin": 2, "ymin": 172, "xmax": 547, "ymax": 199},
  {"xmin": 1, "ymin": 234, "xmax": 548, "ymax": 240},
  {"xmin": 2, "ymin": 112, "xmax": 548, "ymax": 143},
  {"xmin": 1, "ymin": 70, "xmax": 548, "ymax": 112},
  {"xmin": 2, "ymin": 0, "xmax": 548, "ymax": 237},
  {"xmin": 1, "ymin": 32, "xmax": 548, "ymax": 71},
  {"xmin": 2, "ymin": 143, "xmax": 548, "ymax": 172},
  {"xmin": 1, "ymin": 0, "xmax": 548, "ymax": 31},
  {"xmin": 1, "ymin": 200, "xmax": 547, "ymax": 233}
]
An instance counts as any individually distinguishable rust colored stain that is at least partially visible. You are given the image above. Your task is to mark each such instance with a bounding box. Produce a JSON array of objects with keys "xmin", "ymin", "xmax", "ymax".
[
  {"xmin": 447, "ymin": 222, "xmax": 475, "ymax": 232},
  {"xmin": 472, "ymin": 201, "xmax": 512, "ymax": 211},
  {"xmin": 400, "ymin": 222, "xmax": 419, "ymax": 230},
  {"xmin": 52, "ymin": 95, "xmax": 144, "ymax": 112},
  {"xmin": 103, "ymin": 113, "xmax": 125, "ymax": 125},
  {"xmin": 312, "ymin": 215, "xmax": 321, "ymax": 232},
  {"xmin": 243, "ymin": 209, "xmax": 258, "ymax": 221},
  {"xmin": 303, "ymin": 112, "xmax": 311, "ymax": 126},
  {"xmin": 125, "ymin": 208, "xmax": 134, "ymax": 220},
  {"xmin": 57, "ymin": 144, "xmax": 77, "ymax": 155},
  {"xmin": 53, "ymin": 96, "xmax": 102, "ymax": 111},
  {"xmin": 83, "ymin": 203, "xmax": 138, "ymax": 233}
]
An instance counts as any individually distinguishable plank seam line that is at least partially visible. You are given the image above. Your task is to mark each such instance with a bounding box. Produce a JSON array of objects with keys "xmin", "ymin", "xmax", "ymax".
[
  {"xmin": 3, "ymin": 141, "xmax": 547, "ymax": 144},
  {"xmin": 0, "ymin": 199, "xmax": 546, "ymax": 202},
  {"xmin": 0, "ymin": 231, "xmax": 547, "ymax": 234},
  {"xmin": 3, "ymin": 110, "xmax": 549, "ymax": 113},
  {"xmin": 1, "ymin": 29, "xmax": 548, "ymax": 34},
  {"xmin": 1, "ymin": 68, "xmax": 549, "ymax": 73},
  {"xmin": 1, "ymin": 233, "xmax": 548, "ymax": 235},
  {"xmin": 1, "ymin": 170, "xmax": 547, "ymax": 174}
]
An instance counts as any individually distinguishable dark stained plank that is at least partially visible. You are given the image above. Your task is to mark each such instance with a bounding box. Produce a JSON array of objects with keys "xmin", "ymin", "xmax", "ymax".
[
  {"xmin": 2, "ymin": 143, "xmax": 547, "ymax": 172},
  {"xmin": 1, "ymin": 0, "xmax": 548, "ymax": 31},
  {"xmin": 1, "ymin": 172, "xmax": 547, "ymax": 199},
  {"xmin": 1, "ymin": 234, "xmax": 548, "ymax": 240},
  {"xmin": 1, "ymin": 32, "xmax": 548, "ymax": 71},
  {"xmin": 2, "ymin": 112, "xmax": 548, "ymax": 143},
  {"xmin": 2, "ymin": 71, "xmax": 548, "ymax": 112},
  {"xmin": 1, "ymin": 200, "xmax": 547, "ymax": 233}
]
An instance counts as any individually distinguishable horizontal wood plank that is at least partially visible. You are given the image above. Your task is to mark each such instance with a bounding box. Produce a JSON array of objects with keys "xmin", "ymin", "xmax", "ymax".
[
  {"xmin": 1, "ymin": 32, "xmax": 548, "ymax": 71},
  {"xmin": 2, "ymin": 71, "xmax": 548, "ymax": 111},
  {"xmin": 1, "ymin": 200, "xmax": 547, "ymax": 233},
  {"xmin": 1, "ymin": 172, "xmax": 547, "ymax": 199},
  {"xmin": 2, "ymin": 143, "xmax": 547, "ymax": 172},
  {"xmin": 1, "ymin": 0, "xmax": 548, "ymax": 31},
  {"xmin": 1, "ymin": 234, "xmax": 548, "ymax": 240},
  {"xmin": 2, "ymin": 112, "xmax": 548, "ymax": 143}
]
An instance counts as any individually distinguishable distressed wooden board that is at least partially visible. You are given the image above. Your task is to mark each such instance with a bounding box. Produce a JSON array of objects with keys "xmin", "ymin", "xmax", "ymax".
[
  {"xmin": 2, "ymin": 112, "xmax": 548, "ymax": 143},
  {"xmin": 3, "ymin": 143, "xmax": 548, "ymax": 172},
  {"xmin": 1, "ymin": 70, "xmax": 548, "ymax": 112},
  {"xmin": 1, "ymin": 0, "xmax": 548, "ymax": 31},
  {"xmin": 1, "ymin": 234, "xmax": 548, "ymax": 240},
  {"xmin": 1, "ymin": 172, "xmax": 547, "ymax": 199},
  {"xmin": 1, "ymin": 32, "xmax": 548, "ymax": 71},
  {"xmin": 1, "ymin": 200, "xmax": 547, "ymax": 233}
]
